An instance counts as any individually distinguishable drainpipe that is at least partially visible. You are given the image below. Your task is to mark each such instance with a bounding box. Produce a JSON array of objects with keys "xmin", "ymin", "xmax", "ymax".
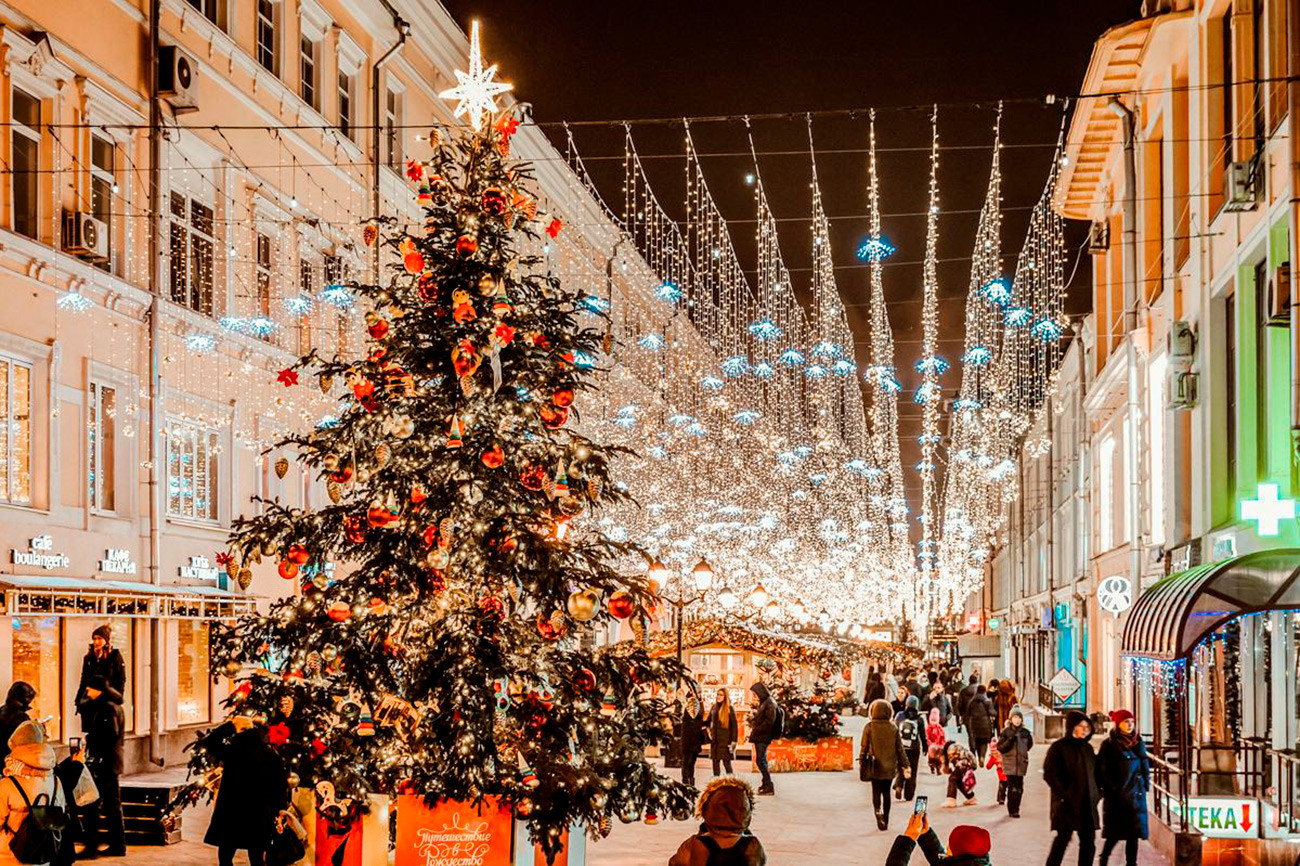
[
  {"xmin": 1108, "ymin": 96, "xmax": 1146, "ymax": 603},
  {"xmin": 1289, "ymin": 0, "xmax": 1300, "ymax": 484},
  {"xmin": 370, "ymin": 5, "xmax": 409, "ymax": 278},
  {"xmin": 146, "ymin": 0, "xmax": 164, "ymax": 766}
]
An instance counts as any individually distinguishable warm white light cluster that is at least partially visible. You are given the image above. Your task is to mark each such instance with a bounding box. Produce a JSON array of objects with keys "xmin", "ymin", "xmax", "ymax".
[{"xmin": 915, "ymin": 108, "xmax": 943, "ymax": 613}]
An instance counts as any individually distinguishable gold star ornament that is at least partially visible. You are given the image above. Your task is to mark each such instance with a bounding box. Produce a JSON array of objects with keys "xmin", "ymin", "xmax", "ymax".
[{"xmin": 439, "ymin": 20, "xmax": 513, "ymax": 131}]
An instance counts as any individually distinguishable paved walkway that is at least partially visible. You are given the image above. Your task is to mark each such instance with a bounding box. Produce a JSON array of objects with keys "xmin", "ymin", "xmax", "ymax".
[{"xmin": 101, "ymin": 719, "xmax": 1170, "ymax": 865}]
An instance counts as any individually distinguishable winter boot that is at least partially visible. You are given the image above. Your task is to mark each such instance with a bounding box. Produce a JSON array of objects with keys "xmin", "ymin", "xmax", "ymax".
[{"xmin": 942, "ymin": 798, "xmax": 957, "ymax": 808}]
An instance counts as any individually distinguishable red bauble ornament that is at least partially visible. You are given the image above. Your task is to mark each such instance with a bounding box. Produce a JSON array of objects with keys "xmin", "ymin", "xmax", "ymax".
[
  {"xmin": 410, "ymin": 485, "xmax": 428, "ymax": 505},
  {"xmin": 352, "ymin": 379, "xmax": 376, "ymax": 400},
  {"xmin": 519, "ymin": 464, "xmax": 546, "ymax": 491},
  {"xmin": 481, "ymin": 445, "xmax": 504, "ymax": 469},
  {"xmin": 479, "ymin": 595, "xmax": 504, "ymax": 620},
  {"xmin": 552, "ymin": 389, "xmax": 574, "ymax": 408},
  {"xmin": 539, "ymin": 404, "xmax": 569, "ymax": 429},
  {"xmin": 328, "ymin": 601, "xmax": 352, "ymax": 622},
  {"xmin": 343, "ymin": 516, "xmax": 366, "ymax": 544},
  {"xmin": 277, "ymin": 560, "xmax": 299, "ymax": 580},
  {"xmin": 417, "ymin": 272, "xmax": 438, "ymax": 303},
  {"xmin": 573, "ymin": 668, "xmax": 597, "ymax": 692},
  {"xmin": 403, "ymin": 251, "xmax": 425, "ymax": 274},
  {"xmin": 367, "ymin": 504, "xmax": 397, "ymax": 528},
  {"xmin": 455, "ymin": 235, "xmax": 479, "ymax": 258},
  {"xmin": 367, "ymin": 319, "xmax": 389, "ymax": 340},
  {"xmin": 481, "ymin": 187, "xmax": 508, "ymax": 217},
  {"xmin": 286, "ymin": 543, "xmax": 310, "ymax": 564},
  {"xmin": 606, "ymin": 591, "xmax": 636, "ymax": 620},
  {"xmin": 537, "ymin": 613, "xmax": 560, "ymax": 641},
  {"xmin": 330, "ymin": 467, "xmax": 353, "ymax": 485}
]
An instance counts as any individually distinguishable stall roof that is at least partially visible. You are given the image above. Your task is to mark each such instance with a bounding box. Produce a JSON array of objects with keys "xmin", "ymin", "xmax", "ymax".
[
  {"xmin": 0, "ymin": 575, "xmax": 245, "ymax": 598},
  {"xmin": 1120, "ymin": 549, "xmax": 1300, "ymax": 661}
]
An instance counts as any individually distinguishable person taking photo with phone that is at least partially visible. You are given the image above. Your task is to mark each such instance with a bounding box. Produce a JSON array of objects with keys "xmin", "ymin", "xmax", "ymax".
[{"xmin": 886, "ymin": 807, "xmax": 993, "ymax": 865}]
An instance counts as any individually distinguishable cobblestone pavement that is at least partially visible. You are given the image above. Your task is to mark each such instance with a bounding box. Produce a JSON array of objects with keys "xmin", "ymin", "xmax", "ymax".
[{"xmin": 105, "ymin": 719, "xmax": 1169, "ymax": 865}]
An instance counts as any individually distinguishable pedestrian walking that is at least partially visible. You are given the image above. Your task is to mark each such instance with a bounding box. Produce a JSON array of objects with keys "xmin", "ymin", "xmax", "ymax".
[
  {"xmin": 887, "ymin": 813, "xmax": 992, "ymax": 866},
  {"xmin": 679, "ymin": 696, "xmax": 708, "ymax": 789},
  {"xmin": 1096, "ymin": 709, "xmax": 1150, "ymax": 866},
  {"xmin": 893, "ymin": 696, "xmax": 923, "ymax": 801},
  {"xmin": 966, "ymin": 685, "xmax": 995, "ymax": 762},
  {"xmin": 708, "ymin": 689, "xmax": 737, "ymax": 777},
  {"xmin": 0, "ymin": 720, "xmax": 69, "ymax": 866},
  {"xmin": 955, "ymin": 675, "xmax": 977, "ymax": 734},
  {"xmin": 1042, "ymin": 710, "xmax": 1100, "ymax": 866},
  {"xmin": 921, "ymin": 684, "xmax": 952, "ymax": 728},
  {"xmin": 864, "ymin": 672, "xmax": 887, "ymax": 705},
  {"xmin": 985, "ymin": 738, "xmax": 1006, "ymax": 805},
  {"xmin": 926, "ymin": 709, "xmax": 947, "ymax": 775},
  {"xmin": 994, "ymin": 680, "xmax": 1018, "ymax": 729},
  {"xmin": 860, "ymin": 699, "xmax": 909, "ymax": 830},
  {"xmin": 996, "ymin": 706, "xmax": 1032, "ymax": 818},
  {"xmin": 942, "ymin": 742, "xmax": 978, "ymax": 807},
  {"xmin": 0, "ymin": 683, "xmax": 35, "ymax": 764},
  {"xmin": 202, "ymin": 716, "xmax": 289, "ymax": 866},
  {"xmin": 668, "ymin": 777, "xmax": 767, "ymax": 866},
  {"xmin": 746, "ymin": 683, "xmax": 780, "ymax": 796},
  {"xmin": 75, "ymin": 672, "xmax": 124, "ymax": 858},
  {"xmin": 891, "ymin": 685, "xmax": 910, "ymax": 717}
]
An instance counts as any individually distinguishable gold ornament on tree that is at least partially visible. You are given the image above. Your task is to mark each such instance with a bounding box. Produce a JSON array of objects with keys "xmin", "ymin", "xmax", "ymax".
[{"xmin": 274, "ymin": 457, "xmax": 289, "ymax": 479}]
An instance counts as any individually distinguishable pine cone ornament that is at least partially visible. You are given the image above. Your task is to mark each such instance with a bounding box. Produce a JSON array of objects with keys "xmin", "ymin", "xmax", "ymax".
[
  {"xmin": 224, "ymin": 557, "xmax": 240, "ymax": 579},
  {"xmin": 587, "ymin": 478, "xmax": 602, "ymax": 501},
  {"xmin": 237, "ymin": 568, "xmax": 253, "ymax": 591},
  {"xmin": 319, "ymin": 373, "xmax": 334, "ymax": 394},
  {"xmin": 630, "ymin": 616, "xmax": 646, "ymax": 645},
  {"xmin": 274, "ymin": 457, "xmax": 289, "ymax": 479},
  {"xmin": 374, "ymin": 442, "xmax": 391, "ymax": 468},
  {"xmin": 327, "ymin": 480, "xmax": 342, "ymax": 503},
  {"xmin": 548, "ymin": 610, "xmax": 568, "ymax": 638}
]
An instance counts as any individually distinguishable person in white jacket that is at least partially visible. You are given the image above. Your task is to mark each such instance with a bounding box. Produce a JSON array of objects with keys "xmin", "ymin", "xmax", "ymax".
[{"xmin": 0, "ymin": 720, "xmax": 66, "ymax": 866}]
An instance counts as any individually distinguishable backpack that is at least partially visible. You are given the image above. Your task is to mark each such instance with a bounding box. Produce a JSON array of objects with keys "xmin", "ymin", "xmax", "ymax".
[
  {"xmin": 699, "ymin": 833, "xmax": 758, "ymax": 865},
  {"xmin": 770, "ymin": 706, "xmax": 785, "ymax": 739},
  {"xmin": 899, "ymin": 718, "xmax": 919, "ymax": 749},
  {"xmin": 5, "ymin": 776, "xmax": 68, "ymax": 865}
]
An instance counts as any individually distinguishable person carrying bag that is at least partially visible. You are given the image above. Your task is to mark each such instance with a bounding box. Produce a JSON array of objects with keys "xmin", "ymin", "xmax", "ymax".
[{"xmin": 0, "ymin": 721, "xmax": 70, "ymax": 866}]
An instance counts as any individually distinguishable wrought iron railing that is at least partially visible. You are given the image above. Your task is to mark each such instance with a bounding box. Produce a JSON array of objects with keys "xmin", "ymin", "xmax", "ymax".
[
  {"xmin": 1264, "ymin": 748, "xmax": 1300, "ymax": 836},
  {"xmin": 1150, "ymin": 740, "xmax": 1271, "ymax": 833}
]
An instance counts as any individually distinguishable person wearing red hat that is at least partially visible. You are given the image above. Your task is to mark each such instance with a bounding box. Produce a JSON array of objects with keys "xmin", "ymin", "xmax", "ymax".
[
  {"xmin": 886, "ymin": 811, "xmax": 992, "ymax": 865},
  {"xmin": 1096, "ymin": 709, "xmax": 1150, "ymax": 866}
]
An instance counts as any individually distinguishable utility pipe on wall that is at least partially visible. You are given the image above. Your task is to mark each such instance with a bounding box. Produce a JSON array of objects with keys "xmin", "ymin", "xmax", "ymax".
[
  {"xmin": 146, "ymin": 0, "xmax": 164, "ymax": 768},
  {"xmin": 370, "ymin": 4, "xmax": 409, "ymax": 278}
]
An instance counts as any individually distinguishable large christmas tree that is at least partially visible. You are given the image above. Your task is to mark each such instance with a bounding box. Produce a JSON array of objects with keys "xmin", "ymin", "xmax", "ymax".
[{"xmin": 175, "ymin": 99, "xmax": 694, "ymax": 857}]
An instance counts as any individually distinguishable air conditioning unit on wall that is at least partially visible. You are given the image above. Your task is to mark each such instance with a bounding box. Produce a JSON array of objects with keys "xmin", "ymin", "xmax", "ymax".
[
  {"xmin": 1168, "ymin": 370, "xmax": 1198, "ymax": 410},
  {"xmin": 158, "ymin": 45, "xmax": 199, "ymax": 111},
  {"xmin": 1087, "ymin": 220, "xmax": 1109, "ymax": 254},
  {"xmin": 62, "ymin": 211, "xmax": 108, "ymax": 260},
  {"xmin": 1224, "ymin": 160, "xmax": 1260, "ymax": 212}
]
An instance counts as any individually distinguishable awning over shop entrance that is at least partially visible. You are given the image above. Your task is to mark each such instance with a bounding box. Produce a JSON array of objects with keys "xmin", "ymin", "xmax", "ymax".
[
  {"xmin": 1120, "ymin": 549, "xmax": 1300, "ymax": 661},
  {"xmin": 0, "ymin": 575, "xmax": 256, "ymax": 620}
]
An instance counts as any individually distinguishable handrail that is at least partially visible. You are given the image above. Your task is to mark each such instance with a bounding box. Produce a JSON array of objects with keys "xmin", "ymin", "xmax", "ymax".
[
  {"xmin": 1265, "ymin": 747, "xmax": 1300, "ymax": 836},
  {"xmin": 1148, "ymin": 750, "xmax": 1188, "ymax": 832}
]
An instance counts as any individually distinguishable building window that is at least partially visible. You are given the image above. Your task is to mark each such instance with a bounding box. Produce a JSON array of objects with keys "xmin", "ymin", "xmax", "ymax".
[
  {"xmin": 0, "ymin": 356, "xmax": 32, "ymax": 506},
  {"xmin": 255, "ymin": 231, "xmax": 273, "ymax": 340},
  {"xmin": 255, "ymin": 0, "xmax": 279, "ymax": 75},
  {"xmin": 385, "ymin": 87, "xmax": 402, "ymax": 169},
  {"xmin": 169, "ymin": 192, "xmax": 214, "ymax": 316},
  {"xmin": 89, "ymin": 134, "xmax": 115, "ymax": 272},
  {"xmin": 165, "ymin": 418, "xmax": 219, "ymax": 522},
  {"xmin": 12, "ymin": 618, "xmax": 60, "ymax": 739},
  {"xmin": 1099, "ymin": 434, "xmax": 1116, "ymax": 551},
  {"xmin": 68, "ymin": 619, "xmax": 134, "ymax": 734},
  {"xmin": 11, "ymin": 88, "xmax": 40, "ymax": 240},
  {"xmin": 89, "ymin": 382, "xmax": 116, "ymax": 513},
  {"xmin": 186, "ymin": 0, "xmax": 221, "ymax": 27},
  {"xmin": 337, "ymin": 69, "xmax": 354, "ymax": 139},
  {"xmin": 300, "ymin": 35, "xmax": 319, "ymax": 110},
  {"xmin": 298, "ymin": 257, "xmax": 315, "ymax": 354},
  {"xmin": 1221, "ymin": 13, "xmax": 1235, "ymax": 162},
  {"xmin": 176, "ymin": 620, "xmax": 210, "ymax": 725}
]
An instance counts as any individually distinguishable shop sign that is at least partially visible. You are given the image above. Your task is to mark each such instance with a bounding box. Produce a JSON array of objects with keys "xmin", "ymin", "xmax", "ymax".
[
  {"xmin": 178, "ymin": 555, "xmax": 220, "ymax": 581},
  {"xmin": 98, "ymin": 548, "xmax": 137, "ymax": 576},
  {"xmin": 1211, "ymin": 534, "xmax": 1237, "ymax": 562},
  {"xmin": 1168, "ymin": 797, "xmax": 1259, "ymax": 839},
  {"xmin": 1048, "ymin": 667, "xmax": 1081, "ymax": 700},
  {"xmin": 1097, "ymin": 575, "xmax": 1133, "ymax": 615},
  {"xmin": 987, "ymin": 617, "xmax": 1003, "ymax": 630},
  {"xmin": 1053, "ymin": 602, "xmax": 1071, "ymax": 627},
  {"xmin": 11, "ymin": 535, "xmax": 70, "ymax": 570},
  {"xmin": 393, "ymin": 795, "xmax": 513, "ymax": 866}
]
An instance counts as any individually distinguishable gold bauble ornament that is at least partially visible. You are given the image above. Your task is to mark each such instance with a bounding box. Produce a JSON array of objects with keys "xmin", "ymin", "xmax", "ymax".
[
  {"xmin": 566, "ymin": 589, "xmax": 599, "ymax": 622},
  {"xmin": 221, "ymin": 660, "xmax": 241, "ymax": 678},
  {"xmin": 274, "ymin": 457, "xmax": 289, "ymax": 479}
]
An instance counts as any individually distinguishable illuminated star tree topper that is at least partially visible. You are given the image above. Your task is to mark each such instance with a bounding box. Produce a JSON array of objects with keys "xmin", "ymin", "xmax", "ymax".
[{"xmin": 439, "ymin": 20, "xmax": 513, "ymax": 131}]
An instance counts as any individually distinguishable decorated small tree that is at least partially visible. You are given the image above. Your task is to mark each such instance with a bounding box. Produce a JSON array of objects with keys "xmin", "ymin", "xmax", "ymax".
[
  {"xmin": 765, "ymin": 673, "xmax": 852, "ymax": 742},
  {"xmin": 173, "ymin": 57, "xmax": 693, "ymax": 858}
]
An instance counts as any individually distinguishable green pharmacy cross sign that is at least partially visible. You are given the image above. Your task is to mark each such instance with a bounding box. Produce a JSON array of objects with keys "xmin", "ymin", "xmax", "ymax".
[{"xmin": 1240, "ymin": 483, "xmax": 1297, "ymax": 537}]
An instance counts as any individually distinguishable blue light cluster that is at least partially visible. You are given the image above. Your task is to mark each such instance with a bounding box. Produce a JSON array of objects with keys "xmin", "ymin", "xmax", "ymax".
[
  {"xmin": 1004, "ymin": 306, "xmax": 1031, "ymax": 328},
  {"xmin": 832, "ymin": 358, "xmax": 857, "ymax": 377},
  {"xmin": 962, "ymin": 346, "xmax": 992, "ymax": 366},
  {"xmin": 283, "ymin": 294, "xmax": 314, "ymax": 315},
  {"xmin": 748, "ymin": 318, "xmax": 783, "ymax": 341},
  {"xmin": 752, "ymin": 361, "xmax": 775, "ymax": 380},
  {"xmin": 185, "ymin": 332, "xmax": 217, "ymax": 354},
  {"xmin": 952, "ymin": 397, "xmax": 983, "ymax": 411},
  {"xmin": 844, "ymin": 458, "xmax": 870, "ymax": 474},
  {"xmin": 655, "ymin": 281, "xmax": 681, "ymax": 303},
  {"xmin": 779, "ymin": 347, "xmax": 806, "ymax": 367},
  {"xmin": 220, "ymin": 315, "xmax": 277, "ymax": 337},
  {"xmin": 980, "ymin": 278, "xmax": 1012, "ymax": 307},
  {"xmin": 571, "ymin": 350, "xmax": 596, "ymax": 369},
  {"xmin": 700, "ymin": 375, "xmax": 725, "ymax": 392},
  {"xmin": 804, "ymin": 362, "xmax": 828, "ymax": 380},
  {"xmin": 810, "ymin": 340, "xmax": 840, "ymax": 359},
  {"xmin": 720, "ymin": 355, "xmax": 749, "ymax": 377},
  {"xmin": 915, "ymin": 355, "xmax": 950, "ymax": 375},
  {"xmin": 856, "ymin": 235, "xmax": 897, "ymax": 262},
  {"xmin": 638, "ymin": 333, "xmax": 665, "ymax": 351},
  {"xmin": 733, "ymin": 409, "xmax": 761, "ymax": 426},
  {"xmin": 914, "ymin": 382, "xmax": 941, "ymax": 404},
  {"xmin": 1031, "ymin": 318, "xmax": 1065, "ymax": 342},
  {"xmin": 581, "ymin": 295, "xmax": 611, "ymax": 313},
  {"xmin": 319, "ymin": 284, "xmax": 355, "ymax": 310},
  {"xmin": 668, "ymin": 412, "xmax": 694, "ymax": 427},
  {"xmin": 57, "ymin": 291, "xmax": 93, "ymax": 312}
]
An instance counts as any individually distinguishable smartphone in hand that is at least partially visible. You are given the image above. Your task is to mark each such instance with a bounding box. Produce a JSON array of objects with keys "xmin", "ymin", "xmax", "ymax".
[{"xmin": 914, "ymin": 795, "xmax": 928, "ymax": 815}]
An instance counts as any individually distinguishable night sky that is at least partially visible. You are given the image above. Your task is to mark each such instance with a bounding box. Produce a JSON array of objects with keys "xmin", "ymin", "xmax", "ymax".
[{"xmin": 439, "ymin": 0, "xmax": 1138, "ymax": 509}]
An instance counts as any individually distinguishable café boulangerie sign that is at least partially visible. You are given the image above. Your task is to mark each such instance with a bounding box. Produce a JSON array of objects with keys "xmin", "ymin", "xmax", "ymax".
[{"xmin": 11, "ymin": 535, "xmax": 70, "ymax": 570}]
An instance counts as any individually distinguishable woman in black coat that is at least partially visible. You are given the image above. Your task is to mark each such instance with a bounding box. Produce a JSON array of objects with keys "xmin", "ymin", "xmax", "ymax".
[
  {"xmin": 1043, "ymin": 710, "xmax": 1100, "ymax": 866},
  {"xmin": 708, "ymin": 688, "xmax": 738, "ymax": 776},
  {"xmin": 679, "ymin": 696, "xmax": 709, "ymax": 788},
  {"xmin": 203, "ymin": 718, "xmax": 288, "ymax": 866},
  {"xmin": 1095, "ymin": 709, "xmax": 1150, "ymax": 866}
]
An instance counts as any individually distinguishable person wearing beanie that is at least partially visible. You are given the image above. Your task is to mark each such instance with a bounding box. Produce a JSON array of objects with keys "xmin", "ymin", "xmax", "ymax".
[
  {"xmin": 746, "ymin": 683, "xmax": 780, "ymax": 796},
  {"xmin": 667, "ymin": 777, "xmax": 766, "ymax": 866},
  {"xmin": 76, "ymin": 670, "xmax": 125, "ymax": 858},
  {"xmin": 892, "ymin": 695, "xmax": 923, "ymax": 802},
  {"xmin": 0, "ymin": 720, "xmax": 68, "ymax": 866},
  {"xmin": 886, "ymin": 812, "xmax": 992, "ymax": 865},
  {"xmin": 996, "ymin": 705, "xmax": 1033, "ymax": 817},
  {"xmin": 0, "ymin": 683, "xmax": 36, "ymax": 764},
  {"xmin": 1096, "ymin": 709, "xmax": 1150, "ymax": 866},
  {"xmin": 1043, "ymin": 710, "xmax": 1100, "ymax": 866},
  {"xmin": 861, "ymin": 699, "xmax": 909, "ymax": 830},
  {"xmin": 925, "ymin": 708, "xmax": 947, "ymax": 774}
]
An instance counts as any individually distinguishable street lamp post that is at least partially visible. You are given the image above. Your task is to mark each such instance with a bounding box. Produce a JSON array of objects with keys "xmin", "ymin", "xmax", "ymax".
[{"xmin": 654, "ymin": 558, "xmax": 714, "ymax": 687}]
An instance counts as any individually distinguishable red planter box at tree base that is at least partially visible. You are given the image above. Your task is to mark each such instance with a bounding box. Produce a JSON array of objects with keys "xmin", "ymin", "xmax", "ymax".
[
  {"xmin": 394, "ymin": 794, "xmax": 587, "ymax": 866},
  {"xmin": 761, "ymin": 736, "xmax": 854, "ymax": 772}
]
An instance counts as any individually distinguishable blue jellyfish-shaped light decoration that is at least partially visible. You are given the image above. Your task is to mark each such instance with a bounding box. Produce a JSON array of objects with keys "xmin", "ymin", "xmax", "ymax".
[
  {"xmin": 856, "ymin": 235, "xmax": 897, "ymax": 262},
  {"xmin": 980, "ymin": 277, "xmax": 1012, "ymax": 307}
]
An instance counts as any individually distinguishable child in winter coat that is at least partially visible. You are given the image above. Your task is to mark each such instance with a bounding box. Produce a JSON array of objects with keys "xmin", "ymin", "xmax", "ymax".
[
  {"xmin": 985, "ymin": 739, "xmax": 1007, "ymax": 805},
  {"xmin": 668, "ymin": 777, "xmax": 767, "ymax": 866},
  {"xmin": 925, "ymin": 709, "xmax": 947, "ymax": 775},
  {"xmin": 942, "ymin": 742, "xmax": 978, "ymax": 808}
]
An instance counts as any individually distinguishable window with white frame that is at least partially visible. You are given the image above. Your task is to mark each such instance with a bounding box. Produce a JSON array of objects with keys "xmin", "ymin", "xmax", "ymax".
[
  {"xmin": 300, "ymin": 35, "xmax": 319, "ymax": 110},
  {"xmin": 337, "ymin": 68, "xmax": 355, "ymax": 140},
  {"xmin": 1148, "ymin": 354, "xmax": 1167, "ymax": 546},
  {"xmin": 385, "ymin": 86, "xmax": 402, "ymax": 169},
  {"xmin": 1099, "ymin": 434, "xmax": 1116, "ymax": 551},
  {"xmin": 89, "ymin": 381, "xmax": 116, "ymax": 513},
  {"xmin": 165, "ymin": 417, "xmax": 220, "ymax": 521},
  {"xmin": 0, "ymin": 356, "xmax": 32, "ymax": 505},
  {"xmin": 255, "ymin": 0, "xmax": 279, "ymax": 75},
  {"xmin": 185, "ymin": 0, "xmax": 223, "ymax": 28},
  {"xmin": 1122, "ymin": 416, "xmax": 1133, "ymax": 544},
  {"xmin": 11, "ymin": 87, "xmax": 40, "ymax": 240},
  {"xmin": 255, "ymin": 230, "xmax": 273, "ymax": 340},
  {"xmin": 89, "ymin": 134, "xmax": 116, "ymax": 271},
  {"xmin": 169, "ymin": 191, "xmax": 215, "ymax": 316},
  {"xmin": 297, "ymin": 256, "xmax": 315, "ymax": 354}
]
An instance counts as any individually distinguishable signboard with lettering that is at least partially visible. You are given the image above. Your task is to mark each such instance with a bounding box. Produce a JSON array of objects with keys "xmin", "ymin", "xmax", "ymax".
[
  {"xmin": 99, "ymin": 549, "xmax": 137, "ymax": 576},
  {"xmin": 178, "ymin": 555, "xmax": 220, "ymax": 581},
  {"xmin": 11, "ymin": 535, "xmax": 69, "ymax": 570},
  {"xmin": 1168, "ymin": 797, "xmax": 1259, "ymax": 839},
  {"xmin": 393, "ymin": 795, "xmax": 584, "ymax": 866},
  {"xmin": 1048, "ymin": 667, "xmax": 1081, "ymax": 700}
]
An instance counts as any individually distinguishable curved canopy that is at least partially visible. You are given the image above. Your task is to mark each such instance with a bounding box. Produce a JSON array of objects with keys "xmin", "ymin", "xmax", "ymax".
[{"xmin": 1121, "ymin": 549, "xmax": 1300, "ymax": 661}]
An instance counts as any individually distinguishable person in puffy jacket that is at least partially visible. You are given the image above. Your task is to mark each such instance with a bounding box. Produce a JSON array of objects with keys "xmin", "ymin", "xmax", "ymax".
[
  {"xmin": 668, "ymin": 777, "xmax": 766, "ymax": 866},
  {"xmin": 679, "ymin": 696, "xmax": 708, "ymax": 788},
  {"xmin": 861, "ymin": 700, "xmax": 909, "ymax": 831},
  {"xmin": 886, "ymin": 812, "xmax": 992, "ymax": 866},
  {"xmin": 892, "ymin": 696, "xmax": 923, "ymax": 802},
  {"xmin": 964, "ymin": 686, "xmax": 995, "ymax": 762},
  {"xmin": 746, "ymin": 683, "xmax": 778, "ymax": 796},
  {"xmin": 0, "ymin": 683, "xmax": 35, "ymax": 764},
  {"xmin": 926, "ymin": 708, "xmax": 947, "ymax": 774},
  {"xmin": 996, "ymin": 706, "xmax": 1032, "ymax": 818},
  {"xmin": 0, "ymin": 721, "xmax": 68, "ymax": 866},
  {"xmin": 709, "ymin": 689, "xmax": 737, "ymax": 777},
  {"xmin": 1043, "ymin": 710, "xmax": 1100, "ymax": 866},
  {"xmin": 942, "ymin": 741, "xmax": 977, "ymax": 807},
  {"xmin": 1096, "ymin": 709, "xmax": 1150, "ymax": 866},
  {"xmin": 203, "ymin": 717, "xmax": 288, "ymax": 866}
]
